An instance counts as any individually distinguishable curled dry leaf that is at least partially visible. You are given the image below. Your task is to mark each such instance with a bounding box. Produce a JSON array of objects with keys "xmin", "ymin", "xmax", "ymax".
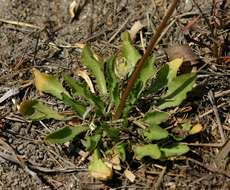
[
  {"xmin": 69, "ymin": 0, "xmax": 81, "ymax": 19},
  {"xmin": 128, "ymin": 20, "xmax": 146, "ymax": 41},
  {"xmin": 76, "ymin": 69, "xmax": 95, "ymax": 93}
]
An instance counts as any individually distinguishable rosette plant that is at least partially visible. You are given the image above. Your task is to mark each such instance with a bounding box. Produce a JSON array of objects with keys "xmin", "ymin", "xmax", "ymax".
[{"xmin": 19, "ymin": 31, "xmax": 198, "ymax": 180}]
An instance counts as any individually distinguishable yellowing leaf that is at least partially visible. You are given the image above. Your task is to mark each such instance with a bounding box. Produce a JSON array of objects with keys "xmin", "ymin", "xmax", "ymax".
[
  {"xmin": 167, "ymin": 58, "xmax": 183, "ymax": 82},
  {"xmin": 189, "ymin": 123, "xmax": 203, "ymax": 135},
  {"xmin": 89, "ymin": 150, "xmax": 113, "ymax": 181},
  {"xmin": 32, "ymin": 68, "xmax": 69, "ymax": 100}
]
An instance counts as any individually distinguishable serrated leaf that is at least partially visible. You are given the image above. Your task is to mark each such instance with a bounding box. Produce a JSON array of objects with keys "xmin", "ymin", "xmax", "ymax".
[
  {"xmin": 64, "ymin": 75, "xmax": 104, "ymax": 113},
  {"xmin": 145, "ymin": 58, "xmax": 183, "ymax": 94},
  {"xmin": 89, "ymin": 149, "xmax": 113, "ymax": 181},
  {"xmin": 143, "ymin": 111, "xmax": 169, "ymax": 125},
  {"xmin": 62, "ymin": 93, "xmax": 86, "ymax": 117},
  {"xmin": 83, "ymin": 134, "xmax": 101, "ymax": 152},
  {"xmin": 160, "ymin": 143, "xmax": 190, "ymax": 158},
  {"xmin": 45, "ymin": 125, "xmax": 87, "ymax": 144},
  {"xmin": 133, "ymin": 144, "xmax": 161, "ymax": 160},
  {"xmin": 158, "ymin": 73, "xmax": 196, "ymax": 109},
  {"xmin": 81, "ymin": 45, "xmax": 107, "ymax": 96},
  {"xmin": 143, "ymin": 125, "xmax": 169, "ymax": 141},
  {"xmin": 32, "ymin": 68, "xmax": 70, "ymax": 100},
  {"xmin": 105, "ymin": 56, "xmax": 120, "ymax": 107},
  {"xmin": 19, "ymin": 100, "xmax": 65, "ymax": 121}
]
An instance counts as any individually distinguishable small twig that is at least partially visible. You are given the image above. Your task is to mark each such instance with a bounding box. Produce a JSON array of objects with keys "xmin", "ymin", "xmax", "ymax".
[
  {"xmin": 0, "ymin": 18, "xmax": 42, "ymax": 29},
  {"xmin": 199, "ymin": 102, "xmax": 227, "ymax": 118},
  {"xmin": 215, "ymin": 140, "xmax": 230, "ymax": 170},
  {"xmin": 28, "ymin": 165, "xmax": 87, "ymax": 173},
  {"xmin": 208, "ymin": 90, "xmax": 226, "ymax": 143},
  {"xmin": 188, "ymin": 158, "xmax": 230, "ymax": 178},
  {"xmin": 114, "ymin": 0, "xmax": 180, "ymax": 119},
  {"xmin": 154, "ymin": 166, "xmax": 167, "ymax": 190}
]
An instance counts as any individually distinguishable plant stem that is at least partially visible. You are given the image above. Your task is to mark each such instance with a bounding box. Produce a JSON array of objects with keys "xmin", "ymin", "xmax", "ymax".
[{"xmin": 114, "ymin": 0, "xmax": 180, "ymax": 119}]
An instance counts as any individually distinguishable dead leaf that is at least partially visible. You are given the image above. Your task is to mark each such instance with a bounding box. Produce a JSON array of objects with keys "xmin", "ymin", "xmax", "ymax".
[
  {"xmin": 166, "ymin": 44, "xmax": 199, "ymax": 66},
  {"xmin": 124, "ymin": 169, "xmax": 136, "ymax": 182},
  {"xmin": 69, "ymin": 0, "xmax": 81, "ymax": 20},
  {"xmin": 128, "ymin": 20, "xmax": 146, "ymax": 41},
  {"xmin": 75, "ymin": 69, "xmax": 95, "ymax": 93}
]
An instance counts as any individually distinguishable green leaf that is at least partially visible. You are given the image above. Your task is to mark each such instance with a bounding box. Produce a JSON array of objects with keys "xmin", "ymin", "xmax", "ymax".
[
  {"xmin": 19, "ymin": 100, "xmax": 65, "ymax": 121},
  {"xmin": 181, "ymin": 122, "xmax": 192, "ymax": 131},
  {"xmin": 83, "ymin": 134, "xmax": 101, "ymax": 152},
  {"xmin": 160, "ymin": 143, "xmax": 190, "ymax": 158},
  {"xmin": 158, "ymin": 73, "xmax": 196, "ymax": 109},
  {"xmin": 32, "ymin": 68, "xmax": 70, "ymax": 100},
  {"xmin": 138, "ymin": 55, "xmax": 157, "ymax": 86},
  {"xmin": 115, "ymin": 143, "xmax": 126, "ymax": 162},
  {"xmin": 123, "ymin": 56, "xmax": 156, "ymax": 117},
  {"xmin": 145, "ymin": 58, "xmax": 183, "ymax": 94},
  {"xmin": 81, "ymin": 45, "xmax": 107, "ymax": 96},
  {"xmin": 115, "ymin": 32, "xmax": 141, "ymax": 78},
  {"xmin": 143, "ymin": 111, "xmax": 169, "ymax": 125},
  {"xmin": 105, "ymin": 56, "xmax": 120, "ymax": 107},
  {"xmin": 143, "ymin": 125, "xmax": 169, "ymax": 141},
  {"xmin": 62, "ymin": 93, "xmax": 86, "ymax": 117},
  {"xmin": 133, "ymin": 144, "xmax": 161, "ymax": 160},
  {"xmin": 103, "ymin": 125, "xmax": 120, "ymax": 141},
  {"xmin": 89, "ymin": 149, "xmax": 113, "ymax": 180},
  {"xmin": 45, "ymin": 125, "xmax": 87, "ymax": 144},
  {"xmin": 121, "ymin": 32, "xmax": 141, "ymax": 69},
  {"xmin": 64, "ymin": 74, "xmax": 105, "ymax": 114}
]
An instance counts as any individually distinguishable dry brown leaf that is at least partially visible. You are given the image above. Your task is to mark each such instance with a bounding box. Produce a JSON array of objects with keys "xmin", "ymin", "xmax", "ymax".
[
  {"xmin": 128, "ymin": 20, "xmax": 146, "ymax": 41},
  {"xmin": 69, "ymin": 0, "xmax": 81, "ymax": 19},
  {"xmin": 124, "ymin": 169, "xmax": 136, "ymax": 182},
  {"xmin": 76, "ymin": 69, "xmax": 95, "ymax": 93},
  {"xmin": 166, "ymin": 44, "xmax": 199, "ymax": 65}
]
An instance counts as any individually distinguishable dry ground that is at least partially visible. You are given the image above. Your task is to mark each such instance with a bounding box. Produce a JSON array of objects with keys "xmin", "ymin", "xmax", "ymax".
[{"xmin": 0, "ymin": 0, "xmax": 230, "ymax": 189}]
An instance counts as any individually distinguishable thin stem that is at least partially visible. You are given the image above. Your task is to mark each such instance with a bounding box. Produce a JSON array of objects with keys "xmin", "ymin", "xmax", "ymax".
[{"xmin": 114, "ymin": 0, "xmax": 180, "ymax": 119}]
